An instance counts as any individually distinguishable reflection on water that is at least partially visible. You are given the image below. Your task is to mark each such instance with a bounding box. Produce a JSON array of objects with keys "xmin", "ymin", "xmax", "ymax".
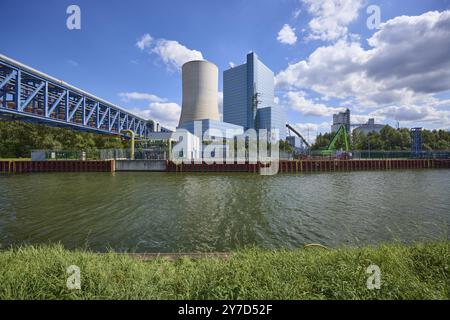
[{"xmin": 0, "ymin": 170, "xmax": 449, "ymax": 252}]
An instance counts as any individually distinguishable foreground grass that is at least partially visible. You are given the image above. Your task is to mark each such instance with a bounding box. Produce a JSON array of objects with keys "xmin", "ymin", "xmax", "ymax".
[{"xmin": 0, "ymin": 242, "xmax": 448, "ymax": 300}]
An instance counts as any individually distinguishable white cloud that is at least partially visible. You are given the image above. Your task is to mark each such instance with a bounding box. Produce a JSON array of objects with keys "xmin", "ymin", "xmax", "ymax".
[
  {"xmin": 120, "ymin": 91, "xmax": 181, "ymax": 129},
  {"xmin": 152, "ymin": 39, "xmax": 203, "ymax": 70},
  {"xmin": 229, "ymin": 62, "xmax": 235, "ymax": 68},
  {"xmin": 285, "ymin": 91, "xmax": 345, "ymax": 116},
  {"xmin": 136, "ymin": 34, "xmax": 153, "ymax": 50},
  {"xmin": 136, "ymin": 34, "xmax": 203, "ymax": 71},
  {"xmin": 277, "ymin": 24, "xmax": 298, "ymax": 45},
  {"xmin": 290, "ymin": 122, "xmax": 330, "ymax": 144},
  {"xmin": 66, "ymin": 60, "xmax": 79, "ymax": 67},
  {"xmin": 131, "ymin": 102, "xmax": 181, "ymax": 130},
  {"xmin": 119, "ymin": 92, "xmax": 166, "ymax": 103},
  {"xmin": 351, "ymin": 114, "xmax": 376, "ymax": 125},
  {"xmin": 372, "ymin": 105, "xmax": 450, "ymax": 126},
  {"xmin": 276, "ymin": 10, "xmax": 450, "ymax": 129},
  {"xmin": 293, "ymin": 8, "xmax": 302, "ymax": 19},
  {"xmin": 302, "ymin": 0, "xmax": 363, "ymax": 41}
]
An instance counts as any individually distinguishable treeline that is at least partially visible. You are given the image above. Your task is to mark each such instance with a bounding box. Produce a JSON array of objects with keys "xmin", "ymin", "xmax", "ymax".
[
  {"xmin": 0, "ymin": 120, "xmax": 126, "ymax": 158},
  {"xmin": 312, "ymin": 125, "xmax": 450, "ymax": 151}
]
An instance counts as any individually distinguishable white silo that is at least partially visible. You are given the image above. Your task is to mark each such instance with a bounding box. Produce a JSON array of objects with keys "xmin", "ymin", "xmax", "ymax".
[{"xmin": 178, "ymin": 60, "xmax": 220, "ymax": 126}]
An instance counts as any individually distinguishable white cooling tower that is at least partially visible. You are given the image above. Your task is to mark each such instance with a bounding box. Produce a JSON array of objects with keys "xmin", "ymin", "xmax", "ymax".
[{"xmin": 178, "ymin": 60, "xmax": 220, "ymax": 126}]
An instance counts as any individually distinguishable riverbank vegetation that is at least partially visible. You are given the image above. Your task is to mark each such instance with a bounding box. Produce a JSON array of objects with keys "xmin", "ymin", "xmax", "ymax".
[
  {"xmin": 0, "ymin": 120, "xmax": 126, "ymax": 158},
  {"xmin": 312, "ymin": 125, "xmax": 450, "ymax": 151},
  {"xmin": 0, "ymin": 242, "xmax": 448, "ymax": 300}
]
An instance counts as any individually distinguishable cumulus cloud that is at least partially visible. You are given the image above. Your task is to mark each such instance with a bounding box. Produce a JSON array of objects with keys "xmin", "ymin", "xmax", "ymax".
[
  {"xmin": 302, "ymin": 0, "xmax": 363, "ymax": 42},
  {"xmin": 120, "ymin": 92, "xmax": 181, "ymax": 130},
  {"xmin": 152, "ymin": 39, "xmax": 203, "ymax": 70},
  {"xmin": 290, "ymin": 122, "xmax": 330, "ymax": 144},
  {"xmin": 293, "ymin": 8, "xmax": 302, "ymax": 19},
  {"xmin": 136, "ymin": 34, "xmax": 203, "ymax": 70},
  {"xmin": 131, "ymin": 102, "xmax": 181, "ymax": 130},
  {"xmin": 277, "ymin": 24, "xmax": 298, "ymax": 45},
  {"xmin": 372, "ymin": 105, "xmax": 450, "ymax": 125},
  {"xmin": 119, "ymin": 92, "xmax": 166, "ymax": 103},
  {"xmin": 365, "ymin": 11, "xmax": 450, "ymax": 94},
  {"xmin": 285, "ymin": 91, "xmax": 345, "ymax": 116},
  {"xmin": 276, "ymin": 10, "xmax": 450, "ymax": 129},
  {"xmin": 136, "ymin": 34, "xmax": 152, "ymax": 50}
]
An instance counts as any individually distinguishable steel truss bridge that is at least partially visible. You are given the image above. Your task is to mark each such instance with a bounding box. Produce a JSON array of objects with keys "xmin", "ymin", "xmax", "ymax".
[{"xmin": 0, "ymin": 54, "xmax": 170, "ymax": 139}]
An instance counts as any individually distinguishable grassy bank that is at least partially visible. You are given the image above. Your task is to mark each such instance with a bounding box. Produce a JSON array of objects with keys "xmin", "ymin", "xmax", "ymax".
[{"xmin": 0, "ymin": 242, "xmax": 448, "ymax": 300}]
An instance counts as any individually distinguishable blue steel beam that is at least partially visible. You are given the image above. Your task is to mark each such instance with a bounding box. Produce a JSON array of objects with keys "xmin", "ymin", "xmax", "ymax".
[
  {"xmin": 68, "ymin": 96, "xmax": 84, "ymax": 122},
  {"xmin": 47, "ymin": 90, "xmax": 67, "ymax": 117},
  {"xmin": 120, "ymin": 114, "xmax": 128, "ymax": 132},
  {"xmin": 98, "ymin": 107, "xmax": 109, "ymax": 128},
  {"xmin": 65, "ymin": 91, "xmax": 70, "ymax": 121},
  {"xmin": 129, "ymin": 117, "xmax": 135, "ymax": 131},
  {"xmin": 15, "ymin": 70, "xmax": 21, "ymax": 110},
  {"xmin": 84, "ymin": 102, "xmax": 98, "ymax": 126},
  {"xmin": 0, "ymin": 54, "xmax": 172, "ymax": 138},
  {"xmin": 109, "ymin": 111, "xmax": 119, "ymax": 131},
  {"xmin": 20, "ymin": 81, "xmax": 45, "ymax": 111},
  {"xmin": 0, "ymin": 70, "xmax": 16, "ymax": 90}
]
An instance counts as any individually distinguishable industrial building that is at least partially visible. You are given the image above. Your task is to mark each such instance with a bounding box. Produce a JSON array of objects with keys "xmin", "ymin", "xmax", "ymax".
[
  {"xmin": 178, "ymin": 60, "xmax": 220, "ymax": 125},
  {"xmin": 172, "ymin": 54, "xmax": 291, "ymax": 161},
  {"xmin": 332, "ymin": 109, "xmax": 351, "ymax": 134},
  {"xmin": 353, "ymin": 119, "xmax": 385, "ymax": 135},
  {"xmin": 223, "ymin": 52, "xmax": 286, "ymax": 139},
  {"xmin": 177, "ymin": 60, "xmax": 245, "ymax": 140}
]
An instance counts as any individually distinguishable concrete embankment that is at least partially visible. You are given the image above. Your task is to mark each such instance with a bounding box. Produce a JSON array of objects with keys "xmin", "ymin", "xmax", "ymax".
[{"xmin": 115, "ymin": 160, "xmax": 166, "ymax": 172}]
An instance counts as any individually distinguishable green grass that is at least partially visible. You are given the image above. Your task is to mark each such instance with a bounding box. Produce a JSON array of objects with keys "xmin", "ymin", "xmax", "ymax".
[{"xmin": 0, "ymin": 242, "xmax": 448, "ymax": 300}]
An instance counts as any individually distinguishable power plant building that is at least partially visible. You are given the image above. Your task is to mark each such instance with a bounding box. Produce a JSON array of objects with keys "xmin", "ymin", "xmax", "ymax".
[
  {"xmin": 177, "ymin": 60, "xmax": 244, "ymax": 139},
  {"xmin": 332, "ymin": 109, "xmax": 351, "ymax": 133},
  {"xmin": 354, "ymin": 119, "xmax": 384, "ymax": 135},
  {"xmin": 178, "ymin": 60, "xmax": 220, "ymax": 126},
  {"xmin": 256, "ymin": 106, "xmax": 286, "ymax": 140},
  {"xmin": 223, "ymin": 53, "xmax": 286, "ymax": 139}
]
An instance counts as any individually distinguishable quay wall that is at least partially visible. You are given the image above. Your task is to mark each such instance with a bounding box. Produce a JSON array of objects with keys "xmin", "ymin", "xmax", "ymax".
[
  {"xmin": 166, "ymin": 159, "xmax": 450, "ymax": 174},
  {"xmin": 0, "ymin": 160, "xmax": 115, "ymax": 174},
  {"xmin": 1, "ymin": 159, "xmax": 450, "ymax": 175}
]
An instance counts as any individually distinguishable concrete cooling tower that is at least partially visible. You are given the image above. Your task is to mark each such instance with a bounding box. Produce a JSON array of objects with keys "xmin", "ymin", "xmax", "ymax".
[{"xmin": 178, "ymin": 60, "xmax": 220, "ymax": 126}]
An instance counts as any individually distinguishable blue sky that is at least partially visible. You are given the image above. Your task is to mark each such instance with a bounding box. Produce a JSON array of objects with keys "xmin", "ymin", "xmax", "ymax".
[{"xmin": 1, "ymin": 0, "xmax": 450, "ymax": 138}]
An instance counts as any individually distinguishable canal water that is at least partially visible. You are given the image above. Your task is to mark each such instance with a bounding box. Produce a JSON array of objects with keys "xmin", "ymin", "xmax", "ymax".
[{"xmin": 0, "ymin": 170, "xmax": 449, "ymax": 252}]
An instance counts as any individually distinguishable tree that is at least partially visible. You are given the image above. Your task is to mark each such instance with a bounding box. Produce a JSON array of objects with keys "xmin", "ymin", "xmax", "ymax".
[
  {"xmin": 0, "ymin": 120, "xmax": 127, "ymax": 158},
  {"xmin": 312, "ymin": 125, "xmax": 450, "ymax": 151}
]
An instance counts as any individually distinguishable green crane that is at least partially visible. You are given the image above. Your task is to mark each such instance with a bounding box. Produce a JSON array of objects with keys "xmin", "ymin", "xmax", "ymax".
[{"xmin": 319, "ymin": 125, "xmax": 350, "ymax": 157}]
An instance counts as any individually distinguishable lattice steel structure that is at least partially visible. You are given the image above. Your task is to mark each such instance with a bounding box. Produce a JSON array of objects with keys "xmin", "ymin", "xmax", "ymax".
[
  {"xmin": 411, "ymin": 127, "xmax": 423, "ymax": 155},
  {"xmin": 0, "ymin": 54, "xmax": 168, "ymax": 138}
]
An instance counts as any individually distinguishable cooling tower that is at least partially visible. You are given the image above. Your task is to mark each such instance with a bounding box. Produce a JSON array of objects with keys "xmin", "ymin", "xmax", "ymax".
[{"xmin": 178, "ymin": 60, "xmax": 220, "ymax": 126}]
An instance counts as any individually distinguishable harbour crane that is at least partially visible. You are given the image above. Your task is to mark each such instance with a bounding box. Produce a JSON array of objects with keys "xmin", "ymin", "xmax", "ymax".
[{"xmin": 286, "ymin": 124, "xmax": 311, "ymax": 149}]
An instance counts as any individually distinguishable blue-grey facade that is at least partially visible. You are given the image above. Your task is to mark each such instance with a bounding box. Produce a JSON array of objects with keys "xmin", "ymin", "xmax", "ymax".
[
  {"xmin": 178, "ymin": 119, "xmax": 244, "ymax": 139},
  {"xmin": 223, "ymin": 52, "xmax": 285, "ymax": 139},
  {"xmin": 256, "ymin": 106, "xmax": 286, "ymax": 140},
  {"xmin": 223, "ymin": 64, "xmax": 247, "ymax": 128}
]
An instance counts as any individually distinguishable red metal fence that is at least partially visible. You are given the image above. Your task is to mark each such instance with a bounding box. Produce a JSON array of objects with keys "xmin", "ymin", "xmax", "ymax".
[
  {"xmin": 166, "ymin": 159, "xmax": 450, "ymax": 174},
  {"xmin": 0, "ymin": 160, "xmax": 115, "ymax": 174}
]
